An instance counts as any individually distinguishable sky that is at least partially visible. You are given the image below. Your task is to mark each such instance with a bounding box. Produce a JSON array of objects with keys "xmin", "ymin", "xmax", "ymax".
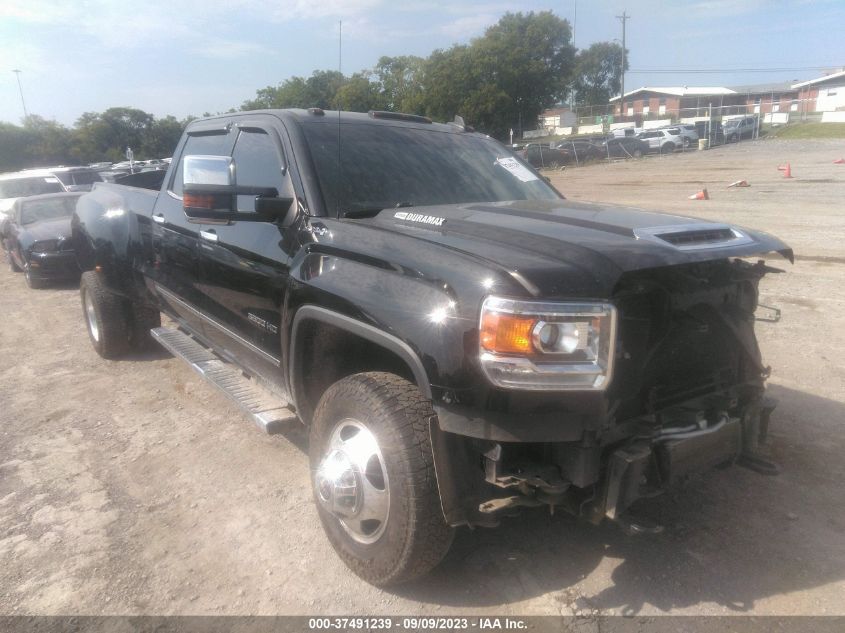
[{"xmin": 1, "ymin": 0, "xmax": 844, "ymax": 126}]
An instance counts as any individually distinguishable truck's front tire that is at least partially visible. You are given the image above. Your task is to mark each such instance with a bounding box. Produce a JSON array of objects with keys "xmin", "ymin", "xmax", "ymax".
[
  {"xmin": 309, "ymin": 372, "xmax": 454, "ymax": 586},
  {"xmin": 80, "ymin": 271, "xmax": 130, "ymax": 359}
]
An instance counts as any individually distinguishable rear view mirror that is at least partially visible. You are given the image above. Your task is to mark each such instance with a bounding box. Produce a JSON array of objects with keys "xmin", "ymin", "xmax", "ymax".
[{"xmin": 182, "ymin": 155, "xmax": 295, "ymax": 225}]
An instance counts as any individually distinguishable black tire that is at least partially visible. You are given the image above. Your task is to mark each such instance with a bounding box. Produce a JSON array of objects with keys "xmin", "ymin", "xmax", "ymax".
[
  {"xmin": 8, "ymin": 252, "xmax": 22, "ymax": 272},
  {"xmin": 24, "ymin": 266, "xmax": 45, "ymax": 289},
  {"xmin": 662, "ymin": 142, "xmax": 675, "ymax": 154},
  {"xmin": 80, "ymin": 270, "xmax": 131, "ymax": 359},
  {"xmin": 729, "ymin": 133, "xmax": 738, "ymax": 143},
  {"xmin": 546, "ymin": 160, "xmax": 561, "ymax": 170},
  {"xmin": 309, "ymin": 372, "xmax": 454, "ymax": 586},
  {"xmin": 129, "ymin": 303, "xmax": 161, "ymax": 350},
  {"xmin": 632, "ymin": 148, "xmax": 643, "ymax": 159}
]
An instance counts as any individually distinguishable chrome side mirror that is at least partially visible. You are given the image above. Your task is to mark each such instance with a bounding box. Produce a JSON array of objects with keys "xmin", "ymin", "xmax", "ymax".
[{"xmin": 181, "ymin": 154, "xmax": 294, "ymax": 225}]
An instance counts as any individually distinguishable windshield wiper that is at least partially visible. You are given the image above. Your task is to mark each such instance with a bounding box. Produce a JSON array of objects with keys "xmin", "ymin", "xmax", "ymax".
[{"xmin": 342, "ymin": 202, "xmax": 413, "ymax": 219}]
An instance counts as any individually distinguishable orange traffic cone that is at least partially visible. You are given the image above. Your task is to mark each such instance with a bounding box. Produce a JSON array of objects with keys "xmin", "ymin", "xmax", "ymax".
[
  {"xmin": 727, "ymin": 180, "xmax": 750, "ymax": 188},
  {"xmin": 834, "ymin": 158, "xmax": 845, "ymax": 164},
  {"xmin": 777, "ymin": 163, "xmax": 793, "ymax": 178},
  {"xmin": 688, "ymin": 188, "xmax": 709, "ymax": 200}
]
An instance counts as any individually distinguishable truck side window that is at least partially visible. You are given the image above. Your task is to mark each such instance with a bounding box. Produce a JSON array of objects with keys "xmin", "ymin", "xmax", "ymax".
[
  {"xmin": 169, "ymin": 131, "xmax": 233, "ymax": 196},
  {"xmin": 231, "ymin": 129, "xmax": 290, "ymax": 213}
]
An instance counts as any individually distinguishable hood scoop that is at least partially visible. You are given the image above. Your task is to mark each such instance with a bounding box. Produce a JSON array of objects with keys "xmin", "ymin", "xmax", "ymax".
[{"xmin": 634, "ymin": 223, "xmax": 754, "ymax": 251}]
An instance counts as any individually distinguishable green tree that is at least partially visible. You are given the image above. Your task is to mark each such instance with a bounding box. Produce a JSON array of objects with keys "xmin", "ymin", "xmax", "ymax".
[
  {"xmin": 572, "ymin": 42, "xmax": 627, "ymax": 106},
  {"xmin": 374, "ymin": 55, "xmax": 426, "ymax": 113},
  {"xmin": 0, "ymin": 122, "xmax": 36, "ymax": 171},
  {"xmin": 335, "ymin": 72, "xmax": 388, "ymax": 113},
  {"xmin": 73, "ymin": 107, "xmax": 155, "ymax": 162},
  {"xmin": 23, "ymin": 116, "xmax": 74, "ymax": 166},
  {"xmin": 143, "ymin": 115, "xmax": 185, "ymax": 158},
  {"xmin": 419, "ymin": 11, "xmax": 575, "ymax": 138},
  {"xmin": 242, "ymin": 70, "xmax": 348, "ymax": 110}
]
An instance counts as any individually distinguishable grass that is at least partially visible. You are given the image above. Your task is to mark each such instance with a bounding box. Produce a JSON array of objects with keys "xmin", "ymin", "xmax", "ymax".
[{"xmin": 768, "ymin": 122, "xmax": 845, "ymax": 139}]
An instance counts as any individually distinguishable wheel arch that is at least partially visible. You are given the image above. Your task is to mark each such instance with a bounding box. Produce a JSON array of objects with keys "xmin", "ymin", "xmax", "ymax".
[{"xmin": 289, "ymin": 306, "xmax": 432, "ymax": 424}]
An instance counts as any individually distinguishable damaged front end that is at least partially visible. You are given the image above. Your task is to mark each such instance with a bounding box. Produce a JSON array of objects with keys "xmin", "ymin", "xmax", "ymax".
[{"xmin": 434, "ymin": 257, "xmax": 785, "ymax": 531}]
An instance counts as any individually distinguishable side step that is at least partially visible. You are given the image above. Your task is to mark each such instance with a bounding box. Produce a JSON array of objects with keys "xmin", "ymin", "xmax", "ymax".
[{"xmin": 151, "ymin": 327, "xmax": 297, "ymax": 434}]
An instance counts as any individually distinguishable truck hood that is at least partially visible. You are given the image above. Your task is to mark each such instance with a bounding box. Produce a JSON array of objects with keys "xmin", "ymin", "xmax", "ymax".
[
  {"xmin": 367, "ymin": 199, "xmax": 792, "ymax": 297},
  {"xmin": 23, "ymin": 217, "xmax": 72, "ymax": 242}
]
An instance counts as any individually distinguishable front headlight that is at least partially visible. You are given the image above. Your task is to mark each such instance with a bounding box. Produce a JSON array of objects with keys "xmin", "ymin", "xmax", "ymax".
[{"xmin": 479, "ymin": 296, "xmax": 617, "ymax": 391}]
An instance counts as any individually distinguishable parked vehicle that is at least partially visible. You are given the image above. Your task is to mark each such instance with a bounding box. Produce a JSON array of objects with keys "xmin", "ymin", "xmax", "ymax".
[
  {"xmin": 637, "ymin": 129, "xmax": 683, "ymax": 153},
  {"xmin": 72, "ymin": 108, "xmax": 792, "ymax": 587},
  {"xmin": 4, "ymin": 192, "xmax": 82, "ymax": 288},
  {"xmin": 723, "ymin": 116, "xmax": 758, "ymax": 143},
  {"xmin": 0, "ymin": 170, "xmax": 65, "ymax": 222},
  {"xmin": 667, "ymin": 124, "xmax": 699, "ymax": 148},
  {"xmin": 98, "ymin": 169, "xmax": 132, "ymax": 182},
  {"xmin": 46, "ymin": 166, "xmax": 104, "ymax": 192},
  {"xmin": 601, "ymin": 136, "xmax": 649, "ymax": 159},
  {"xmin": 521, "ymin": 143, "xmax": 569, "ymax": 169},
  {"xmin": 610, "ymin": 127, "xmax": 640, "ymax": 138},
  {"xmin": 552, "ymin": 139, "xmax": 605, "ymax": 163}
]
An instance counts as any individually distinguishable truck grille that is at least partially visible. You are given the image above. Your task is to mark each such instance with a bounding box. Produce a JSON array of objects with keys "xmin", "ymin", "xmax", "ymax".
[{"xmin": 611, "ymin": 262, "xmax": 757, "ymax": 419}]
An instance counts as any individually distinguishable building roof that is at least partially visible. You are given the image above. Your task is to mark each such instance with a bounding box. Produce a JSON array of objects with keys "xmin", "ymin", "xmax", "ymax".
[
  {"xmin": 609, "ymin": 86, "xmax": 735, "ymax": 102},
  {"xmin": 792, "ymin": 69, "xmax": 845, "ymax": 89},
  {"xmin": 540, "ymin": 107, "xmax": 573, "ymax": 117},
  {"xmin": 729, "ymin": 81, "xmax": 797, "ymax": 94}
]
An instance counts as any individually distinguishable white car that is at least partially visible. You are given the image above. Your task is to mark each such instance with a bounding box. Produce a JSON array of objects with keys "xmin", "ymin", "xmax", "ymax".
[
  {"xmin": 0, "ymin": 170, "xmax": 65, "ymax": 221},
  {"xmin": 0, "ymin": 170, "xmax": 67, "ymax": 254},
  {"xmin": 637, "ymin": 129, "xmax": 684, "ymax": 154},
  {"xmin": 666, "ymin": 124, "xmax": 699, "ymax": 148}
]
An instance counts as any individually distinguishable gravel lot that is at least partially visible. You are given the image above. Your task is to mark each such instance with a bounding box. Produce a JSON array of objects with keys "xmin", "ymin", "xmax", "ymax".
[{"xmin": 1, "ymin": 138, "xmax": 844, "ymax": 616}]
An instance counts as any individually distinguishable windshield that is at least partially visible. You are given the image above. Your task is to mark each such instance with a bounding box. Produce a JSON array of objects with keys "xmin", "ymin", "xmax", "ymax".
[
  {"xmin": 20, "ymin": 196, "xmax": 79, "ymax": 225},
  {"xmin": 301, "ymin": 122, "xmax": 560, "ymax": 216},
  {"xmin": 0, "ymin": 177, "xmax": 64, "ymax": 199}
]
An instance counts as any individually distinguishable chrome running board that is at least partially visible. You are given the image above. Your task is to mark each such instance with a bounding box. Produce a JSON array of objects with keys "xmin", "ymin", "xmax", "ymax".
[{"xmin": 151, "ymin": 326, "xmax": 297, "ymax": 434}]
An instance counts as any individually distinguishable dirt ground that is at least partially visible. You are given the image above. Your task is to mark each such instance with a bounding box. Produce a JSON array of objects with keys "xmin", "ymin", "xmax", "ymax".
[{"xmin": 1, "ymin": 138, "xmax": 844, "ymax": 617}]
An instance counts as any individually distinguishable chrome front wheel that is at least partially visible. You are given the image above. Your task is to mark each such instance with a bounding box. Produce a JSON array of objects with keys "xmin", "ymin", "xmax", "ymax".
[
  {"xmin": 309, "ymin": 372, "xmax": 454, "ymax": 586},
  {"xmin": 83, "ymin": 286, "xmax": 100, "ymax": 342},
  {"xmin": 316, "ymin": 418, "xmax": 390, "ymax": 544}
]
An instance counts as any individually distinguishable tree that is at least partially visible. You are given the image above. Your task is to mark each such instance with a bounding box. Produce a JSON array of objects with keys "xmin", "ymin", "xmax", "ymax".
[
  {"xmin": 419, "ymin": 11, "xmax": 575, "ymax": 138},
  {"xmin": 143, "ymin": 115, "xmax": 185, "ymax": 158},
  {"xmin": 335, "ymin": 73, "xmax": 388, "ymax": 113},
  {"xmin": 23, "ymin": 116, "xmax": 74, "ymax": 166},
  {"xmin": 242, "ymin": 70, "xmax": 348, "ymax": 110},
  {"xmin": 374, "ymin": 56, "xmax": 426, "ymax": 113},
  {"xmin": 73, "ymin": 107, "xmax": 155, "ymax": 162},
  {"xmin": 0, "ymin": 123, "xmax": 36, "ymax": 171},
  {"xmin": 572, "ymin": 42, "xmax": 628, "ymax": 106}
]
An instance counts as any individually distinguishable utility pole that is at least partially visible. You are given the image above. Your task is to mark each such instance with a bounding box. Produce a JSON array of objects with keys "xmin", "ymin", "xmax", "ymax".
[
  {"xmin": 12, "ymin": 69, "xmax": 29, "ymax": 121},
  {"xmin": 616, "ymin": 10, "xmax": 629, "ymax": 120}
]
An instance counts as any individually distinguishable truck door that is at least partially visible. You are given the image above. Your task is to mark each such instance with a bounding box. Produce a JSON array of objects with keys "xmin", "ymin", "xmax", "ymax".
[
  {"xmin": 150, "ymin": 124, "xmax": 235, "ymax": 336},
  {"xmin": 196, "ymin": 121, "xmax": 299, "ymax": 396}
]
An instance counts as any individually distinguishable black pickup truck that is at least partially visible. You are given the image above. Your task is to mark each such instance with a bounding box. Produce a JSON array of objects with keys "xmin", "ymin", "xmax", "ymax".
[{"xmin": 72, "ymin": 108, "xmax": 792, "ymax": 586}]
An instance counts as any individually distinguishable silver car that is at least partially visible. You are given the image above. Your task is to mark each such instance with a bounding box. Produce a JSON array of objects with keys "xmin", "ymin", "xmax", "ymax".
[
  {"xmin": 667, "ymin": 124, "xmax": 699, "ymax": 148},
  {"xmin": 637, "ymin": 129, "xmax": 684, "ymax": 153}
]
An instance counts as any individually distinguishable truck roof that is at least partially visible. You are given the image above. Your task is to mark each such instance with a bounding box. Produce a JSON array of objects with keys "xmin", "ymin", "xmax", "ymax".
[{"xmin": 191, "ymin": 109, "xmax": 478, "ymax": 136}]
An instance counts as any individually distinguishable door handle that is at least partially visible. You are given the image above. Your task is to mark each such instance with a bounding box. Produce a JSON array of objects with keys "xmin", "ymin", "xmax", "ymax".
[
  {"xmin": 152, "ymin": 213, "xmax": 165, "ymax": 224},
  {"xmin": 200, "ymin": 229, "xmax": 218, "ymax": 242}
]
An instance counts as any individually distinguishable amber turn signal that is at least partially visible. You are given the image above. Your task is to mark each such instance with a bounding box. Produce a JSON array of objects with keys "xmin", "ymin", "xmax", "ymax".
[
  {"xmin": 183, "ymin": 192, "xmax": 218, "ymax": 210},
  {"xmin": 480, "ymin": 312, "xmax": 537, "ymax": 355}
]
